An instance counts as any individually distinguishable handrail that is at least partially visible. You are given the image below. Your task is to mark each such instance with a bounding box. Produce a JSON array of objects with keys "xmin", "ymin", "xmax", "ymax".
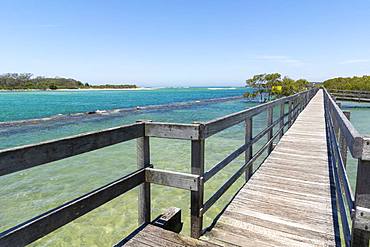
[
  {"xmin": 203, "ymin": 112, "xmax": 290, "ymax": 182},
  {"xmin": 324, "ymin": 88, "xmax": 364, "ymax": 158},
  {"xmin": 0, "ymin": 168, "xmax": 146, "ymax": 246},
  {"xmin": 0, "ymin": 122, "xmax": 144, "ymax": 176},
  {"xmin": 0, "ymin": 88, "xmax": 319, "ymax": 245},
  {"xmin": 202, "ymin": 90, "xmax": 309, "ymax": 138},
  {"xmin": 323, "ymin": 88, "xmax": 370, "ymax": 246}
]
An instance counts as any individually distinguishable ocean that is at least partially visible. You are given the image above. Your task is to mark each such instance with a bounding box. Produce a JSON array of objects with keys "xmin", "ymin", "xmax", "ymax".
[{"xmin": 0, "ymin": 88, "xmax": 368, "ymax": 246}]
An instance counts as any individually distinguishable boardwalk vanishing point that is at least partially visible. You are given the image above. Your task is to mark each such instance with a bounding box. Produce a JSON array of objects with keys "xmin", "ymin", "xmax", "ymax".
[{"xmin": 0, "ymin": 89, "xmax": 370, "ymax": 247}]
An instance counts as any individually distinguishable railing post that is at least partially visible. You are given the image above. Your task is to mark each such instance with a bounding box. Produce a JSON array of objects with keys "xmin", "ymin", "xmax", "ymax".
[
  {"xmin": 279, "ymin": 102, "xmax": 285, "ymax": 139},
  {"xmin": 267, "ymin": 107, "xmax": 273, "ymax": 154},
  {"xmin": 352, "ymin": 156, "xmax": 370, "ymax": 247},
  {"xmin": 137, "ymin": 124, "xmax": 151, "ymax": 225},
  {"xmin": 288, "ymin": 100, "xmax": 293, "ymax": 127},
  {"xmin": 190, "ymin": 126, "xmax": 205, "ymax": 239},
  {"xmin": 245, "ymin": 117, "xmax": 253, "ymax": 181},
  {"xmin": 339, "ymin": 111, "xmax": 351, "ymax": 168}
]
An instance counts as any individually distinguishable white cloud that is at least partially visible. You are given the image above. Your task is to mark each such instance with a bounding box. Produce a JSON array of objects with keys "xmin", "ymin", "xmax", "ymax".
[{"xmin": 340, "ymin": 59, "xmax": 370, "ymax": 64}]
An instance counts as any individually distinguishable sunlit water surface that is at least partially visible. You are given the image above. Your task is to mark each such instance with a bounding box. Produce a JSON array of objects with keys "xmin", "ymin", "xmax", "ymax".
[{"xmin": 0, "ymin": 90, "xmax": 368, "ymax": 246}]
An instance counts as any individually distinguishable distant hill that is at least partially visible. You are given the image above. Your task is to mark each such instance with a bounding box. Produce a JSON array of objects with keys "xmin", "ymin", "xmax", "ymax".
[{"xmin": 0, "ymin": 73, "xmax": 137, "ymax": 90}]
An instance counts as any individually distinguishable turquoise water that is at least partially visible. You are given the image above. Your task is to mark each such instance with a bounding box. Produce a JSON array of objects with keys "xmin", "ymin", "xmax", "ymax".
[
  {"xmin": 0, "ymin": 87, "xmax": 248, "ymax": 122},
  {"xmin": 0, "ymin": 90, "xmax": 368, "ymax": 246},
  {"xmin": 0, "ymin": 88, "xmax": 269, "ymax": 246}
]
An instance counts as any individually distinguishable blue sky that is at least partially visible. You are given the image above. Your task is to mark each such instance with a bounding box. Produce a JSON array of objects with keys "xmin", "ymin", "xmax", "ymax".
[{"xmin": 1, "ymin": 0, "xmax": 370, "ymax": 87}]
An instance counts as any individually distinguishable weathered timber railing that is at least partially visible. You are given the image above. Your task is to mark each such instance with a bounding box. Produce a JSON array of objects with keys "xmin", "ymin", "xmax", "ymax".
[
  {"xmin": 0, "ymin": 89, "xmax": 317, "ymax": 246},
  {"xmin": 324, "ymin": 88, "xmax": 370, "ymax": 247},
  {"xmin": 329, "ymin": 89, "xmax": 370, "ymax": 103}
]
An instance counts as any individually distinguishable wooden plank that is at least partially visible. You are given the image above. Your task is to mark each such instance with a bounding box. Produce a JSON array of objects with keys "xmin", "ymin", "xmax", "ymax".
[
  {"xmin": 0, "ymin": 122, "xmax": 144, "ymax": 176},
  {"xmin": 137, "ymin": 135, "xmax": 151, "ymax": 225},
  {"xmin": 0, "ymin": 169, "xmax": 145, "ymax": 246},
  {"xmin": 145, "ymin": 168, "xmax": 200, "ymax": 191},
  {"xmin": 145, "ymin": 122, "xmax": 200, "ymax": 140},
  {"xmin": 117, "ymin": 224, "xmax": 220, "ymax": 246}
]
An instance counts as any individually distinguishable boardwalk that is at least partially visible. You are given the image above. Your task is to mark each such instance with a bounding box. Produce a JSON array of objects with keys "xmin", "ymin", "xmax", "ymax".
[
  {"xmin": 201, "ymin": 90, "xmax": 336, "ymax": 246},
  {"xmin": 123, "ymin": 90, "xmax": 337, "ymax": 246}
]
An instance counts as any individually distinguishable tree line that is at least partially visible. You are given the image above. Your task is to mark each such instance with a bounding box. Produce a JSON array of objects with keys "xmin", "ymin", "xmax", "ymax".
[
  {"xmin": 323, "ymin": 75, "xmax": 370, "ymax": 91},
  {"xmin": 0, "ymin": 73, "xmax": 137, "ymax": 90},
  {"xmin": 244, "ymin": 73, "xmax": 313, "ymax": 101}
]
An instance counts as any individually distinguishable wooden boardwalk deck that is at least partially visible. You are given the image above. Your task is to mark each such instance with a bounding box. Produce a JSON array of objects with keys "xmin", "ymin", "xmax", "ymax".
[{"xmin": 200, "ymin": 90, "xmax": 337, "ymax": 246}]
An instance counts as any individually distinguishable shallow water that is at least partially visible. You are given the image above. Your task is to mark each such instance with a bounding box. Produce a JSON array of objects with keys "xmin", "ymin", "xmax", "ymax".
[
  {"xmin": 0, "ymin": 92, "xmax": 368, "ymax": 246},
  {"xmin": 0, "ymin": 89, "xmax": 269, "ymax": 246}
]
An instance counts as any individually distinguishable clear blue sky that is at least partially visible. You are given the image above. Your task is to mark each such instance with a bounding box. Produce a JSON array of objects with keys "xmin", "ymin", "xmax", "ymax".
[{"xmin": 1, "ymin": 0, "xmax": 370, "ymax": 87}]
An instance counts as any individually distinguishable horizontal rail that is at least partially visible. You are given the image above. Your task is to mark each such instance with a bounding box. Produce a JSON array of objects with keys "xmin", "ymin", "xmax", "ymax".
[
  {"xmin": 203, "ymin": 112, "xmax": 290, "ymax": 182},
  {"xmin": 145, "ymin": 168, "xmax": 200, "ymax": 191},
  {"xmin": 201, "ymin": 123, "xmax": 286, "ymax": 215},
  {"xmin": 324, "ymin": 89, "xmax": 364, "ymax": 159},
  {"xmin": 0, "ymin": 168, "xmax": 145, "ymax": 246},
  {"xmin": 145, "ymin": 122, "xmax": 201, "ymax": 140},
  {"xmin": 329, "ymin": 89, "xmax": 370, "ymax": 95},
  {"xmin": 332, "ymin": 96, "xmax": 370, "ymax": 103},
  {"xmin": 0, "ymin": 123, "xmax": 144, "ymax": 176},
  {"xmin": 203, "ymin": 90, "xmax": 312, "ymax": 138}
]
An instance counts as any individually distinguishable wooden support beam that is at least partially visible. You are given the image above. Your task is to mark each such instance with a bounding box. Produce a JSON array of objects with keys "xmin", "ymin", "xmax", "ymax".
[
  {"xmin": 267, "ymin": 107, "xmax": 273, "ymax": 154},
  {"xmin": 288, "ymin": 100, "xmax": 293, "ymax": 127},
  {"xmin": 352, "ymin": 158, "xmax": 370, "ymax": 246},
  {"xmin": 279, "ymin": 103, "xmax": 285, "ymax": 139},
  {"xmin": 340, "ymin": 111, "xmax": 351, "ymax": 168},
  {"xmin": 190, "ymin": 139, "xmax": 205, "ymax": 239},
  {"xmin": 137, "ymin": 133, "xmax": 151, "ymax": 225},
  {"xmin": 245, "ymin": 117, "xmax": 253, "ymax": 181},
  {"xmin": 145, "ymin": 168, "xmax": 200, "ymax": 191}
]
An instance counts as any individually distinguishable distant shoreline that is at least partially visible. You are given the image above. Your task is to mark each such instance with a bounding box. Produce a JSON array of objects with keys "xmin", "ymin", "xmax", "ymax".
[{"xmin": 0, "ymin": 87, "xmax": 156, "ymax": 92}]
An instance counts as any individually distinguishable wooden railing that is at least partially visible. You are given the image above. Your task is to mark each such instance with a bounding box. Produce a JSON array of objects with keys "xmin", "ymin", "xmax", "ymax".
[
  {"xmin": 329, "ymin": 89, "xmax": 370, "ymax": 103},
  {"xmin": 0, "ymin": 89, "xmax": 318, "ymax": 246},
  {"xmin": 324, "ymin": 88, "xmax": 370, "ymax": 247}
]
